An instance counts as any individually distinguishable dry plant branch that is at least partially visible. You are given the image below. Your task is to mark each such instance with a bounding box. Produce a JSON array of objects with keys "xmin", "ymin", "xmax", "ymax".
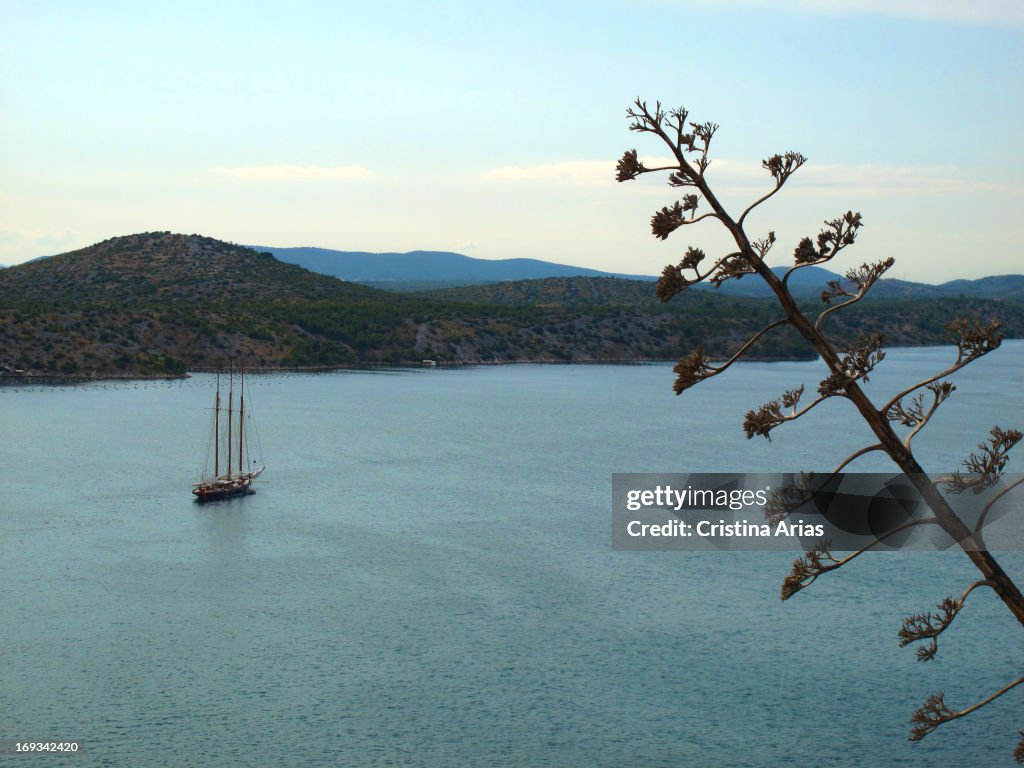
[
  {"xmin": 671, "ymin": 318, "xmax": 790, "ymax": 394},
  {"xmin": 781, "ymin": 518, "xmax": 938, "ymax": 599},
  {"xmin": 975, "ymin": 476, "xmax": 1024, "ymax": 535},
  {"xmin": 616, "ymin": 97, "xmax": 1024, "ymax": 760},
  {"xmin": 899, "ymin": 581, "xmax": 994, "ymax": 661},
  {"xmin": 910, "ymin": 677, "xmax": 1024, "ymax": 742}
]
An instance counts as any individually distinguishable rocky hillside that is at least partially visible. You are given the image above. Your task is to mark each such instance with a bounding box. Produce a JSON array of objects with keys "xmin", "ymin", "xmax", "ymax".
[{"xmin": 1, "ymin": 232, "xmax": 1022, "ymax": 380}]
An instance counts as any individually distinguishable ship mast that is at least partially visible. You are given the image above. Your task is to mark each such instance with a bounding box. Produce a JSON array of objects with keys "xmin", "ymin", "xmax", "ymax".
[
  {"xmin": 238, "ymin": 366, "xmax": 245, "ymax": 475},
  {"xmin": 226, "ymin": 364, "xmax": 233, "ymax": 477},
  {"xmin": 214, "ymin": 370, "xmax": 221, "ymax": 478}
]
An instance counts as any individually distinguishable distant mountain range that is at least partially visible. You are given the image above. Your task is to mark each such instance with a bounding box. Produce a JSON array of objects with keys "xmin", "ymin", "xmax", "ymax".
[
  {"xmin": 702, "ymin": 266, "xmax": 1024, "ymax": 300},
  {"xmin": 253, "ymin": 246, "xmax": 651, "ymax": 288},
  {"xmin": 253, "ymin": 245, "xmax": 1024, "ymax": 300}
]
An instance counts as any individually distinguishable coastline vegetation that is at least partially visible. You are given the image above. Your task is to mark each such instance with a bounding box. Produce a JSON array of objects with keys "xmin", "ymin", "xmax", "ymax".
[{"xmin": 0, "ymin": 231, "xmax": 1021, "ymax": 381}]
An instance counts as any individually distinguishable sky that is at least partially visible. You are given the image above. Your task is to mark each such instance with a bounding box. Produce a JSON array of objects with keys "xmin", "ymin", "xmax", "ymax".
[{"xmin": 1, "ymin": 0, "xmax": 1021, "ymax": 281}]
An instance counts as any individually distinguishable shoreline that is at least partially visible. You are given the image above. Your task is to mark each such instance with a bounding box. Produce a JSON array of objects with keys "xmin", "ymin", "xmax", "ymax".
[
  {"xmin": 4, "ymin": 339, "xmax": 1018, "ymax": 386},
  {"xmin": 0, "ymin": 353, "xmax": 815, "ymax": 386}
]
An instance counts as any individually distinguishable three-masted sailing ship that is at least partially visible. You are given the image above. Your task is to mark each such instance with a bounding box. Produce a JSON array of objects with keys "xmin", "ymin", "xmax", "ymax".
[{"xmin": 192, "ymin": 366, "xmax": 265, "ymax": 502}]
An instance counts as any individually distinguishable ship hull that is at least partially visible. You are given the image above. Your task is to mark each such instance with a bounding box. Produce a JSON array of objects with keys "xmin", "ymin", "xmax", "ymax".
[
  {"xmin": 192, "ymin": 480, "xmax": 253, "ymax": 503},
  {"xmin": 192, "ymin": 468, "xmax": 263, "ymax": 503}
]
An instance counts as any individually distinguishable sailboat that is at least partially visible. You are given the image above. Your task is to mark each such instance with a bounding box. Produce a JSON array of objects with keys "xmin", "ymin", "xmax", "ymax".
[{"xmin": 192, "ymin": 366, "xmax": 265, "ymax": 502}]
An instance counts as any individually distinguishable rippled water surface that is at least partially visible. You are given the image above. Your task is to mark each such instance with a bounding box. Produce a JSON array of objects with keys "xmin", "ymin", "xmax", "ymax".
[{"xmin": 2, "ymin": 343, "xmax": 1023, "ymax": 766}]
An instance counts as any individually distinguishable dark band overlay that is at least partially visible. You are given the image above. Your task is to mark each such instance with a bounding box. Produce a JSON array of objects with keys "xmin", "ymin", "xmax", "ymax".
[{"xmin": 612, "ymin": 473, "xmax": 1023, "ymax": 551}]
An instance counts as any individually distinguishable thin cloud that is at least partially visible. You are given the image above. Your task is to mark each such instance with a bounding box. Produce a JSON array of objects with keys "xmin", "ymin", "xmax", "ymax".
[
  {"xmin": 709, "ymin": 159, "xmax": 1021, "ymax": 197},
  {"xmin": 215, "ymin": 165, "xmax": 374, "ymax": 181},
  {"xmin": 484, "ymin": 161, "xmax": 613, "ymax": 186},
  {"xmin": 484, "ymin": 157, "xmax": 675, "ymax": 187},
  {"xmin": 484, "ymin": 157, "xmax": 1020, "ymax": 198},
  {"xmin": 0, "ymin": 225, "xmax": 77, "ymax": 251}
]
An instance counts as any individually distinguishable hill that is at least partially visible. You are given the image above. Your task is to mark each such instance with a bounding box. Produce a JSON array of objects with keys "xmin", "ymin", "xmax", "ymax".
[
  {"xmin": 422, "ymin": 274, "xmax": 1021, "ymax": 311},
  {"xmin": 694, "ymin": 267, "xmax": 1024, "ymax": 300},
  {"xmin": 0, "ymin": 233, "xmax": 385, "ymax": 377},
  {"xmin": 938, "ymin": 274, "xmax": 1024, "ymax": 299},
  {"xmin": 1, "ymin": 233, "xmax": 1022, "ymax": 381},
  {"xmin": 686, "ymin": 265, "xmax": 931, "ymax": 298},
  {"xmin": 251, "ymin": 244, "xmax": 1024, "ymax": 300},
  {"xmin": 422, "ymin": 274, "xmax": 1024, "ymax": 342},
  {"xmin": 253, "ymin": 245, "xmax": 651, "ymax": 287},
  {"xmin": 0, "ymin": 232, "xmax": 807, "ymax": 378}
]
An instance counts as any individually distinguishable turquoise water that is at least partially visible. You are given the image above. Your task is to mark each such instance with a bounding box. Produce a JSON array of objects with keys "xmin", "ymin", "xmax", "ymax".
[{"xmin": 2, "ymin": 343, "xmax": 1023, "ymax": 766}]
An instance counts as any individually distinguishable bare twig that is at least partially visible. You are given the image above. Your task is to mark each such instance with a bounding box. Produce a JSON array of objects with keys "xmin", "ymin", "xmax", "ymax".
[
  {"xmin": 815, "ymin": 258, "xmax": 896, "ymax": 331},
  {"xmin": 762, "ymin": 447, "xmax": 882, "ymax": 523},
  {"xmin": 975, "ymin": 476, "xmax": 1024, "ymax": 534},
  {"xmin": 885, "ymin": 382, "xmax": 956, "ymax": 449},
  {"xmin": 744, "ymin": 387, "xmax": 832, "ymax": 440},
  {"xmin": 738, "ymin": 151, "xmax": 807, "ymax": 226},
  {"xmin": 782, "ymin": 518, "xmax": 938, "ymax": 599},
  {"xmin": 946, "ymin": 427, "xmax": 1023, "ymax": 494},
  {"xmin": 834, "ymin": 444, "xmax": 885, "ymax": 474},
  {"xmin": 817, "ymin": 332, "xmax": 886, "ymax": 397},
  {"xmin": 879, "ymin": 320, "xmax": 1004, "ymax": 415},
  {"xmin": 899, "ymin": 581, "xmax": 995, "ymax": 661},
  {"xmin": 910, "ymin": 677, "xmax": 1024, "ymax": 741},
  {"xmin": 672, "ymin": 318, "xmax": 790, "ymax": 394},
  {"xmin": 782, "ymin": 211, "xmax": 864, "ymax": 290},
  {"xmin": 656, "ymin": 247, "xmax": 741, "ymax": 302}
]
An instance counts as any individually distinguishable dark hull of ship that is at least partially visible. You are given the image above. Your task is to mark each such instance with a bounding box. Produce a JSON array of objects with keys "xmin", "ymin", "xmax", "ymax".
[{"xmin": 192, "ymin": 474, "xmax": 258, "ymax": 503}]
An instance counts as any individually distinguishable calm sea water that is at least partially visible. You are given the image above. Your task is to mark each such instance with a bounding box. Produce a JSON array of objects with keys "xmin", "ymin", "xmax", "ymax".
[{"xmin": 2, "ymin": 343, "xmax": 1023, "ymax": 767}]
